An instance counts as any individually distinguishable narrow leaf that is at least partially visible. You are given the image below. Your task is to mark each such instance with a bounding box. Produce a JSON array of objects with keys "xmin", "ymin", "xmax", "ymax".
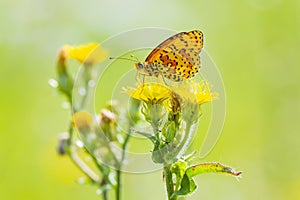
[{"xmin": 186, "ymin": 162, "xmax": 242, "ymax": 178}]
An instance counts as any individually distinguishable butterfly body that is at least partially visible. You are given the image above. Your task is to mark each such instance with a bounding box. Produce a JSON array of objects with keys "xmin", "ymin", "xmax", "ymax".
[
  {"xmin": 135, "ymin": 61, "xmax": 183, "ymax": 82},
  {"xmin": 135, "ymin": 30, "xmax": 204, "ymax": 82}
]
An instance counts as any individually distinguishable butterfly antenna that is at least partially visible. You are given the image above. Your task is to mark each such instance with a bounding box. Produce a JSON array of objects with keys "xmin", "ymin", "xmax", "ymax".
[
  {"xmin": 130, "ymin": 54, "xmax": 140, "ymax": 62},
  {"xmin": 109, "ymin": 56, "xmax": 137, "ymax": 62}
]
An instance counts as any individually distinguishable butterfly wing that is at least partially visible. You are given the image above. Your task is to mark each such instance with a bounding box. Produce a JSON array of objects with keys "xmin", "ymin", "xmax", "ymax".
[{"xmin": 145, "ymin": 30, "xmax": 203, "ymax": 80}]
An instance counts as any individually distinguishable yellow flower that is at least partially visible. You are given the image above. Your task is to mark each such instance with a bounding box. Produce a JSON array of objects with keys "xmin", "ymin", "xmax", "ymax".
[
  {"xmin": 172, "ymin": 80, "xmax": 218, "ymax": 105},
  {"xmin": 71, "ymin": 111, "xmax": 93, "ymax": 134},
  {"xmin": 62, "ymin": 43, "xmax": 108, "ymax": 64},
  {"xmin": 193, "ymin": 80, "xmax": 219, "ymax": 105},
  {"xmin": 170, "ymin": 80, "xmax": 218, "ymax": 123},
  {"xmin": 123, "ymin": 83, "xmax": 171, "ymax": 104}
]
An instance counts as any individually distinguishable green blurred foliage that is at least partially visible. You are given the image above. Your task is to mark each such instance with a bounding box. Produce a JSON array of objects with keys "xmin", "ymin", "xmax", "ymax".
[{"xmin": 1, "ymin": 0, "xmax": 300, "ymax": 199}]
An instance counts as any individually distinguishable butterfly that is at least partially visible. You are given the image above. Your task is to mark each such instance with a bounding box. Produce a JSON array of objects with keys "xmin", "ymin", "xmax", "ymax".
[{"xmin": 135, "ymin": 30, "xmax": 203, "ymax": 82}]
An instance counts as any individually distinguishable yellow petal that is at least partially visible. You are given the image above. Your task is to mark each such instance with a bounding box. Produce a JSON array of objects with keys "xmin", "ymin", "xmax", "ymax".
[
  {"xmin": 63, "ymin": 43, "xmax": 108, "ymax": 64},
  {"xmin": 171, "ymin": 80, "xmax": 218, "ymax": 105},
  {"xmin": 123, "ymin": 83, "xmax": 171, "ymax": 104}
]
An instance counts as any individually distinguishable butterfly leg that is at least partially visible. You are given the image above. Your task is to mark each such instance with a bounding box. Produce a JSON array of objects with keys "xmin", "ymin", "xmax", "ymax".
[
  {"xmin": 160, "ymin": 73, "xmax": 169, "ymax": 86},
  {"xmin": 141, "ymin": 74, "xmax": 145, "ymax": 86},
  {"xmin": 136, "ymin": 72, "xmax": 144, "ymax": 86},
  {"xmin": 136, "ymin": 73, "xmax": 146, "ymax": 94},
  {"xmin": 135, "ymin": 72, "xmax": 140, "ymax": 85},
  {"xmin": 139, "ymin": 75, "xmax": 146, "ymax": 94}
]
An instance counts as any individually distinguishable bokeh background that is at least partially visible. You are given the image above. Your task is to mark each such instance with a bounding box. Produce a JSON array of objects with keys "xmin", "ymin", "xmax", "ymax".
[{"xmin": 1, "ymin": 0, "xmax": 300, "ymax": 199}]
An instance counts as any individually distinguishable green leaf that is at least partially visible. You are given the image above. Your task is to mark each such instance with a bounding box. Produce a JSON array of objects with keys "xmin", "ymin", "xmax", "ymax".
[
  {"xmin": 172, "ymin": 161, "xmax": 187, "ymax": 179},
  {"xmin": 172, "ymin": 162, "xmax": 242, "ymax": 197},
  {"xmin": 186, "ymin": 162, "xmax": 242, "ymax": 178},
  {"xmin": 172, "ymin": 173, "xmax": 196, "ymax": 197},
  {"xmin": 171, "ymin": 161, "xmax": 187, "ymax": 191}
]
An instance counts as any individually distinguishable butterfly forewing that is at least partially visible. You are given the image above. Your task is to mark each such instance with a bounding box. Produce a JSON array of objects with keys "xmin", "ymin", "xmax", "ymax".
[{"xmin": 145, "ymin": 30, "xmax": 203, "ymax": 81}]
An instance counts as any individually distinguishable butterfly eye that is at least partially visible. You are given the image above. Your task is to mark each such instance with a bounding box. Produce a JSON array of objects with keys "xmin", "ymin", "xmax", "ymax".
[{"xmin": 137, "ymin": 63, "xmax": 144, "ymax": 69}]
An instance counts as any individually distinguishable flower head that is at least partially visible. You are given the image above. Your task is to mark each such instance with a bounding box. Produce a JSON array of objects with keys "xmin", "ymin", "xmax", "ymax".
[
  {"xmin": 172, "ymin": 80, "xmax": 218, "ymax": 105},
  {"xmin": 193, "ymin": 81, "xmax": 219, "ymax": 105},
  {"xmin": 71, "ymin": 111, "xmax": 94, "ymax": 134},
  {"xmin": 124, "ymin": 83, "xmax": 171, "ymax": 104},
  {"xmin": 62, "ymin": 43, "xmax": 108, "ymax": 64},
  {"xmin": 168, "ymin": 80, "xmax": 218, "ymax": 124}
]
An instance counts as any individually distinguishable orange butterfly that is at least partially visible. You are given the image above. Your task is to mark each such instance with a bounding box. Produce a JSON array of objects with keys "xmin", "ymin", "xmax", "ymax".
[{"xmin": 135, "ymin": 30, "xmax": 203, "ymax": 82}]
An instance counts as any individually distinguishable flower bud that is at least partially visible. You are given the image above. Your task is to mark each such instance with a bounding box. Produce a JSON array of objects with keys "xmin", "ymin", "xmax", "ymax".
[
  {"xmin": 56, "ymin": 48, "xmax": 73, "ymax": 101},
  {"xmin": 182, "ymin": 100, "xmax": 200, "ymax": 125},
  {"xmin": 162, "ymin": 121, "xmax": 176, "ymax": 143},
  {"xmin": 128, "ymin": 98, "xmax": 141, "ymax": 123},
  {"xmin": 72, "ymin": 111, "xmax": 93, "ymax": 134},
  {"xmin": 57, "ymin": 132, "xmax": 70, "ymax": 155},
  {"xmin": 99, "ymin": 108, "xmax": 117, "ymax": 141}
]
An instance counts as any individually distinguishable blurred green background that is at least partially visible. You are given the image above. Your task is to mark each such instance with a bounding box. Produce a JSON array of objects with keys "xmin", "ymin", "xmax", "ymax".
[{"xmin": 1, "ymin": 0, "xmax": 300, "ymax": 199}]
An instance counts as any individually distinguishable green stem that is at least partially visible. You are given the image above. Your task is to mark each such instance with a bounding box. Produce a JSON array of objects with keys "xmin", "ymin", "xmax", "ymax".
[
  {"xmin": 163, "ymin": 122, "xmax": 192, "ymax": 200},
  {"xmin": 116, "ymin": 129, "xmax": 132, "ymax": 200},
  {"xmin": 101, "ymin": 178, "xmax": 108, "ymax": 200},
  {"xmin": 121, "ymin": 130, "xmax": 132, "ymax": 162},
  {"xmin": 66, "ymin": 123, "xmax": 73, "ymax": 147},
  {"xmin": 179, "ymin": 121, "xmax": 192, "ymax": 154},
  {"xmin": 66, "ymin": 124, "xmax": 100, "ymax": 183},
  {"xmin": 67, "ymin": 124, "xmax": 113, "ymax": 200},
  {"xmin": 152, "ymin": 122, "xmax": 160, "ymax": 141},
  {"xmin": 164, "ymin": 164, "xmax": 177, "ymax": 200},
  {"xmin": 66, "ymin": 119, "xmax": 110, "ymax": 191},
  {"xmin": 79, "ymin": 65, "xmax": 92, "ymax": 110},
  {"xmin": 116, "ymin": 167, "xmax": 121, "ymax": 200},
  {"xmin": 172, "ymin": 121, "xmax": 193, "ymax": 160},
  {"xmin": 61, "ymin": 62, "xmax": 111, "ymax": 199},
  {"xmin": 69, "ymin": 145, "xmax": 100, "ymax": 183},
  {"xmin": 102, "ymin": 191, "xmax": 108, "ymax": 200}
]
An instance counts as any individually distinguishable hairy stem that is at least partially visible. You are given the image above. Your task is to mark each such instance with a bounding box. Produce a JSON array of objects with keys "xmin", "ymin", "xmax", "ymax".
[
  {"xmin": 164, "ymin": 164, "xmax": 177, "ymax": 200},
  {"xmin": 173, "ymin": 121, "xmax": 193, "ymax": 159}
]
